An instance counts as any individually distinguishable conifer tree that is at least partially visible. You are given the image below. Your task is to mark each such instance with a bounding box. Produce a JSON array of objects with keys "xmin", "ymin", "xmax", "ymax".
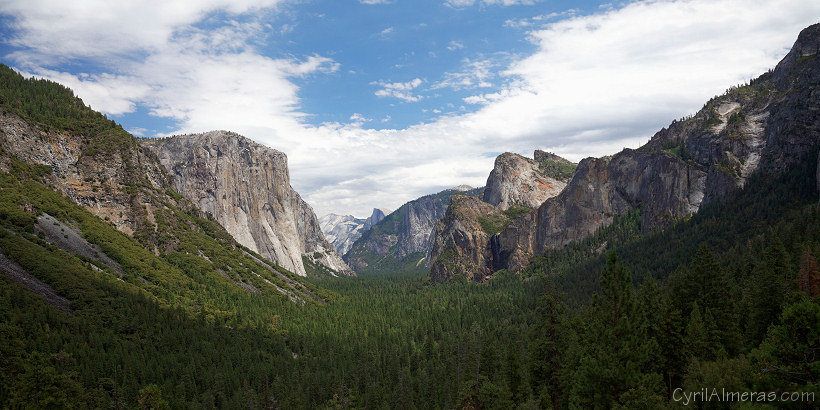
[
  {"xmin": 797, "ymin": 246, "xmax": 820, "ymax": 298},
  {"xmin": 529, "ymin": 281, "xmax": 567, "ymax": 409},
  {"xmin": 684, "ymin": 302, "xmax": 716, "ymax": 361},
  {"xmin": 748, "ymin": 237, "xmax": 791, "ymax": 346},
  {"xmin": 568, "ymin": 253, "xmax": 663, "ymax": 408},
  {"xmin": 750, "ymin": 296, "xmax": 820, "ymax": 393}
]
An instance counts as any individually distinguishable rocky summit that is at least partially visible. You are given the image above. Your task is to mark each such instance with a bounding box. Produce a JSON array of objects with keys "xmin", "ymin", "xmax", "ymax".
[
  {"xmin": 428, "ymin": 151, "xmax": 575, "ymax": 281},
  {"xmin": 483, "ymin": 151, "xmax": 571, "ymax": 210},
  {"xmin": 344, "ymin": 186, "xmax": 483, "ymax": 274},
  {"xmin": 320, "ymin": 208, "xmax": 390, "ymax": 256},
  {"xmin": 143, "ymin": 131, "xmax": 354, "ymax": 277}
]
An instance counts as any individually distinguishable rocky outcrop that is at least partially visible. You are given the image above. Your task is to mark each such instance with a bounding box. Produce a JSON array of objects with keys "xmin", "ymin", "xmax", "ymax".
[
  {"xmin": 530, "ymin": 24, "xmax": 820, "ymax": 255},
  {"xmin": 427, "ymin": 152, "xmax": 574, "ymax": 281},
  {"xmin": 428, "ymin": 195, "xmax": 499, "ymax": 282},
  {"xmin": 320, "ymin": 214, "xmax": 363, "ymax": 256},
  {"xmin": 482, "ymin": 152, "xmax": 569, "ymax": 210},
  {"xmin": 320, "ymin": 208, "xmax": 389, "ymax": 256},
  {"xmin": 431, "ymin": 23, "xmax": 820, "ymax": 281},
  {"xmin": 142, "ymin": 131, "xmax": 354, "ymax": 277},
  {"xmin": 517, "ymin": 23, "xmax": 819, "ymax": 267},
  {"xmin": 530, "ymin": 150, "xmax": 706, "ymax": 254},
  {"xmin": 0, "ymin": 107, "xmax": 176, "ymax": 237},
  {"xmin": 345, "ymin": 186, "xmax": 481, "ymax": 273},
  {"xmin": 364, "ymin": 208, "xmax": 389, "ymax": 231}
]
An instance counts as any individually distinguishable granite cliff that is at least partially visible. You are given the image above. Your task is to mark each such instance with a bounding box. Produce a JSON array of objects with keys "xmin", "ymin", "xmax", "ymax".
[
  {"xmin": 319, "ymin": 208, "xmax": 389, "ymax": 256},
  {"xmin": 142, "ymin": 131, "xmax": 354, "ymax": 277},
  {"xmin": 429, "ymin": 23, "xmax": 820, "ymax": 281},
  {"xmin": 0, "ymin": 64, "xmax": 326, "ymax": 304},
  {"xmin": 530, "ymin": 23, "xmax": 819, "ymax": 255},
  {"xmin": 0, "ymin": 106, "xmax": 176, "ymax": 240},
  {"xmin": 483, "ymin": 151, "xmax": 571, "ymax": 210},
  {"xmin": 345, "ymin": 185, "xmax": 482, "ymax": 274},
  {"xmin": 428, "ymin": 151, "xmax": 574, "ymax": 281}
]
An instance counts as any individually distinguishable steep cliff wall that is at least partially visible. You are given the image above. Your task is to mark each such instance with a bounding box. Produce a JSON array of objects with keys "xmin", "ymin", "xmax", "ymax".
[
  {"xmin": 431, "ymin": 24, "xmax": 820, "ymax": 281},
  {"xmin": 428, "ymin": 195, "xmax": 499, "ymax": 282},
  {"xmin": 320, "ymin": 208, "xmax": 389, "ymax": 256},
  {"xmin": 345, "ymin": 186, "xmax": 481, "ymax": 273},
  {"xmin": 142, "ymin": 131, "xmax": 353, "ymax": 277},
  {"xmin": 428, "ymin": 152, "xmax": 574, "ymax": 281},
  {"xmin": 482, "ymin": 152, "xmax": 568, "ymax": 210},
  {"xmin": 530, "ymin": 24, "xmax": 820, "ymax": 256}
]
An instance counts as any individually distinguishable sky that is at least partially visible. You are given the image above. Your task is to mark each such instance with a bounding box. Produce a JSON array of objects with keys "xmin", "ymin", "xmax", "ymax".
[{"xmin": 0, "ymin": 1, "xmax": 818, "ymax": 218}]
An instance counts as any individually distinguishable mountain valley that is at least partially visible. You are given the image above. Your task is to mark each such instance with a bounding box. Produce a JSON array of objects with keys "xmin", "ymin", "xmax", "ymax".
[{"xmin": 0, "ymin": 22, "xmax": 818, "ymax": 409}]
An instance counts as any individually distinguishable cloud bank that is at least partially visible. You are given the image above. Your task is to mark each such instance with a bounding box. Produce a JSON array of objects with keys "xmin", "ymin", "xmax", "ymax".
[{"xmin": 1, "ymin": 0, "xmax": 819, "ymax": 217}]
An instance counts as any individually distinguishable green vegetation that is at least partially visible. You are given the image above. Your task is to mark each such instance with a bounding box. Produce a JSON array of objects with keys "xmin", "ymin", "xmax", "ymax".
[
  {"xmin": 477, "ymin": 205, "xmax": 533, "ymax": 235},
  {"xmin": 477, "ymin": 213, "xmax": 509, "ymax": 235},
  {"xmin": 346, "ymin": 186, "xmax": 483, "ymax": 275},
  {"xmin": 0, "ymin": 64, "xmax": 136, "ymax": 159},
  {"xmin": 519, "ymin": 149, "xmax": 820, "ymax": 407},
  {"xmin": 502, "ymin": 204, "xmax": 533, "ymax": 220},
  {"xmin": 727, "ymin": 110, "xmax": 746, "ymax": 126},
  {"xmin": 538, "ymin": 159, "xmax": 577, "ymax": 181},
  {"xmin": 2, "ymin": 58, "xmax": 819, "ymax": 409}
]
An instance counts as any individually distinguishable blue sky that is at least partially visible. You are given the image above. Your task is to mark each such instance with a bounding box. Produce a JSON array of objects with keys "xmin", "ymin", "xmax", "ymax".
[{"xmin": 1, "ymin": 0, "xmax": 818, "ymax": 217}]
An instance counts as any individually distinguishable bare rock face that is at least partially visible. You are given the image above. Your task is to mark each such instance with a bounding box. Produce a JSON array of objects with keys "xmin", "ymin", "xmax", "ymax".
[
  {"xmin": 345, "ymin": 186, "xmax": 480, "ymax": 273},
  {"xmin": 142, "ymin": 131, "xmax": 353, "ymax": 277},
  {"xmin": 427, "ymin": 152, "xmax": 574, "ymax": 281},
  {"xmin": 364, "ymin": 208, "xmax": 389, "ymax": 230},
  {"xmin": 530, "ymin": 151, "xmax": 706, "ymax": 254},
  {"xmin": 320, "ymin": 214, "xmax": 364, "ymax": 256},
  {"xmin": 523, "ymin": 23, "xmax": 820, "ymax": 259},
  {"xmin": 430, "ymin": 23, "xmax": 820, "ymax": 281},
  {"xmin": 428, "ymin": 195, "xmax": 500, "ymax": 282},
  {"xmin": 482, "ymin": 152, "xmax": 568, "ymax": 210},
  {"xmin": 0, "ymin": 107, "xmax": 175, "ymax": 237},
  {"xmin": 320, "ymin": 208, "xmax": 390, "ymax": 256}
]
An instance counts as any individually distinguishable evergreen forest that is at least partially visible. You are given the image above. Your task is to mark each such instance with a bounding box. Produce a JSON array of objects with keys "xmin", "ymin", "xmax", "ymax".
[{"xmin": 0, "ymin": 58, "xmax": 819, "ymax": 409}]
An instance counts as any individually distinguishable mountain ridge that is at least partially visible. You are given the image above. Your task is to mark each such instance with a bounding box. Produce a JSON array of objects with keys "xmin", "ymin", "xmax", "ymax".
[
  {"xmin": 428, "ymin": 22, "xmax": 820, "ymax": 281},
  {"xmin": 320, "ymin": 208, "xmax": 390, "ymax": 256},
  {"xmin": 344, "ymin": 185, "xmax": 483, "ymax": 274}
]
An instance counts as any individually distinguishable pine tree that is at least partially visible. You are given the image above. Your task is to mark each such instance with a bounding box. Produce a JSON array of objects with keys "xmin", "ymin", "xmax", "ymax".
[
  {"xmin": 529, "ymin": 281, "xmax": 567, "ymax": 409},
  {"xmin": 750, "ymin": 296, "xmax": 820, "ymax": 393},
  {"xmin": 638, "ymin": 276, "xmax": 685, "ymax": 398},
  {"xmin": 748, "ymin": 237, "xmax": 791, "ymax": 346},
  {"xmin": 568, "ymin": 253, "xmax": 663, "ymax": 408},
  {"xmin": 683, "ymin": 302, "xmax": 716, "ymax": 361},
  {"xmin": 797, "ymin": 246, "xmax": 820, "ymax": 298},
  {"xmin": 671, "ymin": 245, "xmax": 740, "ymax": 354}
]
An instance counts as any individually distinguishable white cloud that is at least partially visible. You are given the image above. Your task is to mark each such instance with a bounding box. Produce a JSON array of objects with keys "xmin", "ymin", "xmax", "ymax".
[
  {"xmin": 3, "ymin": 0, "xmax": 820, "ymax": 218},
  {"xmin": 379, "ymin": 26, "xmax": 394, "ymax": 37},
  {"xmin": 19, "ymin": 68, "xmax": 151, "ymax": 115},
  {"xmin": 373, "ymin": 78, "xmax": 424, "ymax": 102},
  {"xmin": 360, "ymin": 0, "xmax": 391, "ymax": 4},
  {"xmin": 445, "ymin": 0, "xmax": 538, "ymax": 7},
  {"xmin": 447, "ymin": 41, "xmax": 465, "ymax": 51},
  {"xmin": 128, "ymin": 127, "xmax": 148, "ymax": 136},
  {"xmin": 432, "ymin": 58, "xmax": 497, "ymax": 90},
  {"xmin": 503, "ymin": 9, "xmax": 577, "ymax": 28},
  {"xmin": 349, "ymin": 113, "xmax": 372, "ymax": 126},
  {"xmin": 0, "ymin": 0, "xmax": 284, "ymax": 63}
]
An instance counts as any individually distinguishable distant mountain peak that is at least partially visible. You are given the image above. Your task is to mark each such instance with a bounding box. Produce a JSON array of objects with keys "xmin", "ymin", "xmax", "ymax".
[
  {"xmin": 320, "ymin": 208, "xmax": 390, "ymax": 256},
  {"xmin": 450, "ymin": 184, "xmax": 474, "ymax": 192}
]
